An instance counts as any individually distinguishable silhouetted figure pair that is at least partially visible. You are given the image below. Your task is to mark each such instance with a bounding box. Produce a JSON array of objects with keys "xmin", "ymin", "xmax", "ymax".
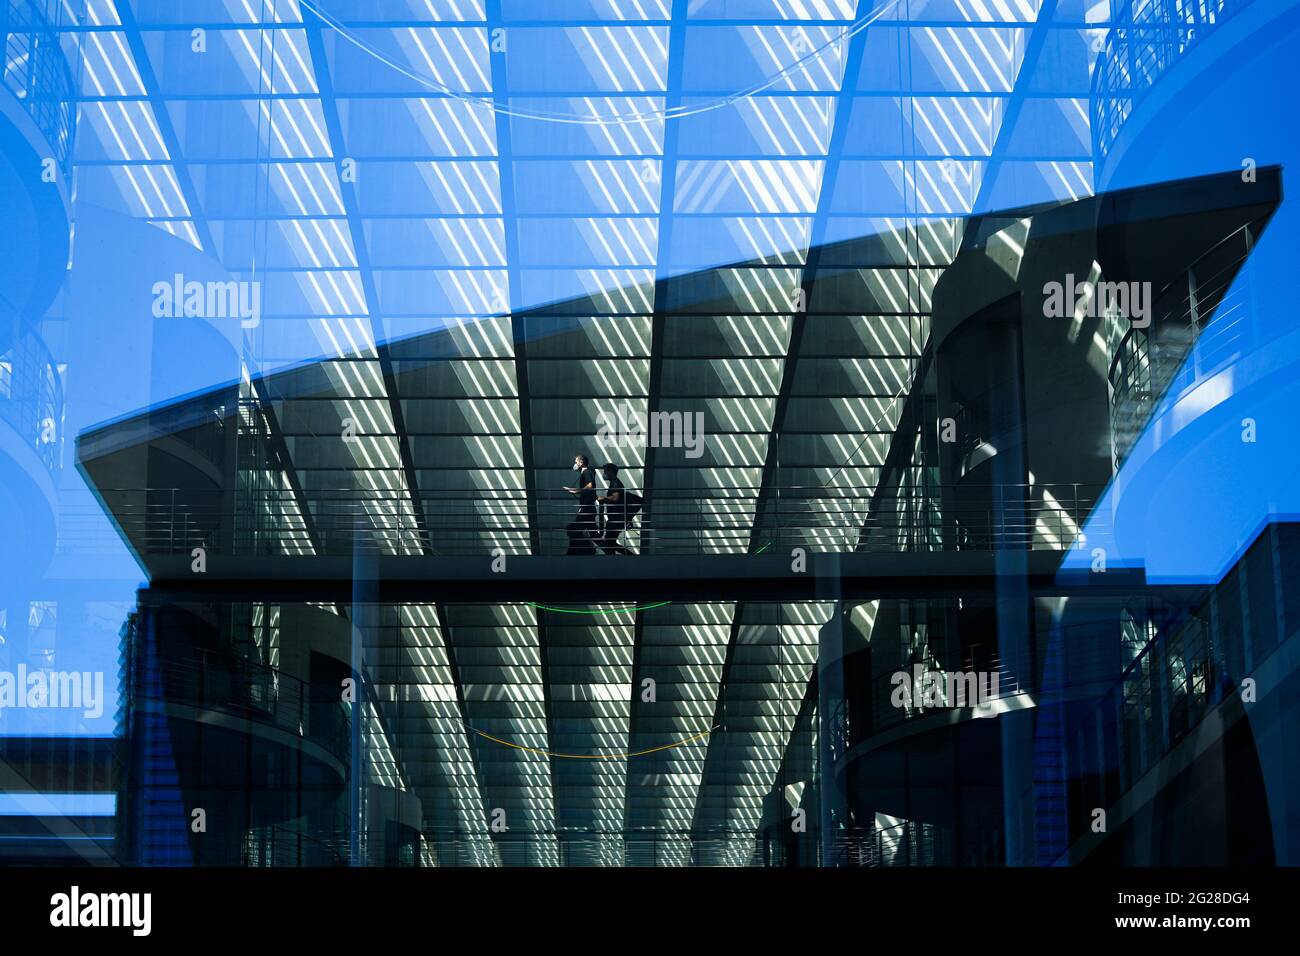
[{"xmin": 564, "ymin": 457, "xmax": 635, "ymax": 555}]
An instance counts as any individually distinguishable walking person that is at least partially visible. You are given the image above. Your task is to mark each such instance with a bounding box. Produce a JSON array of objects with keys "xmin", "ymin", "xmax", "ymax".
[
  {"xmin": 596, "ymin": 462, "xmax": 633, "ymax": 555},
  {"xmin": 563, "ymin": 453, "xmax": 599, "ymax": 554}
]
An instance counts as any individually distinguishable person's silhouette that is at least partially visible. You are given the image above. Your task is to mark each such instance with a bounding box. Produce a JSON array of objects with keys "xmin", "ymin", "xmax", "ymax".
[
  {"xmin": 596, "ymin": 462, "xmax": 632, "ymax": 555},
  {"xmin": 563, "ymin": 453, "xmax": 598, "ymax": 554}
]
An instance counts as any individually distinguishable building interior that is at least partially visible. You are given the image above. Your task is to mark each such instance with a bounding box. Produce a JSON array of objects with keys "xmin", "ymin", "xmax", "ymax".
[{"xmin": 1, "ymin": 0, "xmax": 1298, "ymax": 867}]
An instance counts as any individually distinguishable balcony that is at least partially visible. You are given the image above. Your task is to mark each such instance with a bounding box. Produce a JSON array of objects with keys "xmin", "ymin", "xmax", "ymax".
[
  {"xmin": 1092, "ymin": 0, "xmax": 1257, "ymax": 166},
  {"xmin": 1060, "ymin": 521, "xmax": 1300, "ymax": 862},
  {"xmin": 1, "ymin": 0, "xmax": 76, "ymax": 177},
  {"xmin": 71, "ymin": 480, "xmax": 1106, "ymax": 560},
  {"xmin": 0, "ymin": 323, "xmax": 61, "ymax": 585},
  {"xmin": 125, "ymin": 644, "xmax": 352, "ymax": 768},
  {"xmin": 0, "ymin": 323, "xmax": 62, "ymax": 477},
  {"xmin": 1107, "ymin": 222, "xmax": 1258, "ymax": 466}
]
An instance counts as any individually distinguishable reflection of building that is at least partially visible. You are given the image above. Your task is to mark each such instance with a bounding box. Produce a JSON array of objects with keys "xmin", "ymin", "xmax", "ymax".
[
  {"xmin": 0, "ymin": 0, "xmax": 74, "ymax": 619},
  {"xmin": 825, "ymin": 518, "xmax": 1300, "ymax": 867},
  {"xmin": 0, "ymin": 1, "xmax": 123, "ymax": 862},
  {"xmin": 1058, "ymin": 521, "xmax": 1300, "ymax": 865},
  {"xmin": 0, "ymin": 734, "xmax": 115, "ymax": 864},
  {"xmin": 73, "ymin": 168, "xmax": 1298, "ymax": 866},
  {"xmin": 822, "ymin": 165, "xmax": 1289, "ymax": 867},
  {"xmin": 1, "ymin": 0, "xmax": 1294, "ymax": 869},
  {"xmin": 0, "ymin": 0, "xmax": 76, "ymax": 831},
  {"xmin": 115, "ymin": 603, "xmax": 356, "ymax": 865},
  {"xmin": 1091, "ymin": 0, "xmax": 1300, "ymax": 574}
]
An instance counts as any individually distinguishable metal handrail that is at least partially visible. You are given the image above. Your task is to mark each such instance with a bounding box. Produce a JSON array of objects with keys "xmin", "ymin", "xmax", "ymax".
[
  {"xmin": 1058, "ymin": 526, "xmax": 1291, "ymax": 856},
  {"xmin": 1, "ymin": 0, "xmax": 77, "ymax": 174},
  {"xmin": 868, "ymin": 655, "xmax": 1022, "ymax": 731},
  {"xmin": 1105, "ymin": 223, "xmax": 1254, "ymax": 387},
  {"xmin": 129, "ymin": 648, "xmax": 351, "ymax": 762},
  {"xmin": 242, "ymin": 822, "xmax": 348, "ymax": 867},
  {"xmin": 829, "ymin": 613, "xmax": 1147, "ymax": 764},
  {"xmin": 0, "ymin": 324, "xmax": 63, "ymax": 474},
  {"xmin": 1091, "ymin": 0, "xmax": 1254, "ymax": 165},
  {"xmin": 69, "ymin": 481, "xmax": 1107, "ymax": 557},
  {"xmin": 1107, "ymin": 224, "xmax": 1256, "ymax": 464}
]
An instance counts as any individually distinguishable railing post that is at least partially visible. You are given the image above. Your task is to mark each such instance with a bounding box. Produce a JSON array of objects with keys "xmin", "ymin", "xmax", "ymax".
[
  {"xmin": 1073, "ymin": 483, "xmax": 1080, "ymax": 544},
  {"xmin": 696, "ymin": 491, "xmax": 701, "ymax": 554},
  {"xmin": 774, "ymin": 432, "xmax": 780, "ymax": 554}
]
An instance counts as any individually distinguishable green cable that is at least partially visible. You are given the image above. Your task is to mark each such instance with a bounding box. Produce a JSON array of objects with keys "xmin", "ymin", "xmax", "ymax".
[{"xmin": 526, "ymin": 600, "xmax": 673, "ymax": 615}]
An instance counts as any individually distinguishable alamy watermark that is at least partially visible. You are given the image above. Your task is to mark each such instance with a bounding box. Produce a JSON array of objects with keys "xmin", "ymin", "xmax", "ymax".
[
  {"xmin": 1043, "ymin": 274, "xmax": 1151, "ymax": 328},
  {"xmin": 0, "ymin": 666, "xmax": 105, "ymax": 719},
  {"xmin": 596, "ymin": 403, "xmax": 705, "ymax": 459},
  {"xmin": 890, "ymin": 664, "xmax": 1000, "ymax": 711},
  {"xmin": 50, "ymin": 886, "xmax": 151, "ymax": 936},
  {"xmin": 152, "ymin": 273, "xmax": 261, "ymax": 328}
]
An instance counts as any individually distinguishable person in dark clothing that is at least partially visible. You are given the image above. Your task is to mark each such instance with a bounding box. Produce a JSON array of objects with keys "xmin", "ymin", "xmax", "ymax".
[
  {"xmin": 596, "ymin": 462, "xmax": 632, "ymax": 555},
  {"xmin": 563, "ymin": 453, "xmax": 599, "ymax": 554}
]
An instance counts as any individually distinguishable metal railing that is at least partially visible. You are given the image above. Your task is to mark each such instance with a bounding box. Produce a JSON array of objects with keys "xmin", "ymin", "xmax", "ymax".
[
  {"xmin": 1108, "ymin": 222, "xmax": 1256, "ymax": 464},
  {"xmin": 0, "ymin": 324, "xmax": 62, "ymax": 474},
  {"xmin": 1, "ymin": 0, "xmax": 76, "ymax": 175},
  {"xmin": 824, "ymin": 654, "xmax": 1022, "ymax": 767},
  {"xmin": 826, "ymin": 821, "xmax": 953, "ymax": 867},
  {"xmin": 242, "ymin": 822, "xmax": 348, "ymax": 867},
  {"xmin": 1092, "ymin": 0, "xmax": 1254, "ymax": 165},
  {"xmin": 1059, "ymin": 526, "xmax": 1295, "ymax": 855},
  {"xmin": 1068, "ymin": 605, "xmax": 1231, "ymax": 814},
  {"xmin": 69, "ymin": 481, "xmax": 1106, "ymax": 558},
  {"xmin": 828, "ymin": 612, "xmax": 1142, "ymax": 769},
  {"xmin": 127, "ymin": 647, "xmax": 352, "ymax": 763},
  {"xmin": 867, "ymin": 654, "xmax": 1022, "ymax": 732}
]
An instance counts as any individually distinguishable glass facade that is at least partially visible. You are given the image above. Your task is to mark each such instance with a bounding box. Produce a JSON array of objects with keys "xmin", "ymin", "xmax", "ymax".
[{"xmin": 1, "ymin": 0, "xmax": 1298, "ymax": 878}]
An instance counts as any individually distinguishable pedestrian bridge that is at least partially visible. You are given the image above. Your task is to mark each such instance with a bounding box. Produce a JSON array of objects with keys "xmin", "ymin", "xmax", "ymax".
[{"xmin": 60, "ymin": 479, "xmax": 1166, "ymax": 603}]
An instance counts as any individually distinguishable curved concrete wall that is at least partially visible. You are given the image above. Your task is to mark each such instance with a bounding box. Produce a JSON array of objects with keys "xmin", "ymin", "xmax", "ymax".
[
  {"xmin": 54, "ymin": 204, "xmax": 245, "ymax": 584},
  {"xmin": 931, "ymin": 207, "xmax": 1115, "ymax": 495},
  {"xmin": 0, "ymin": 69, "xmax": 73, "ymax": 590},
  {"xmin": 0, "ymin": 83, "xmax": 71, "ymax": 332},
  {"xmin": 64, "ymin": 203, "xmax": 244, "ymax": 437}
]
